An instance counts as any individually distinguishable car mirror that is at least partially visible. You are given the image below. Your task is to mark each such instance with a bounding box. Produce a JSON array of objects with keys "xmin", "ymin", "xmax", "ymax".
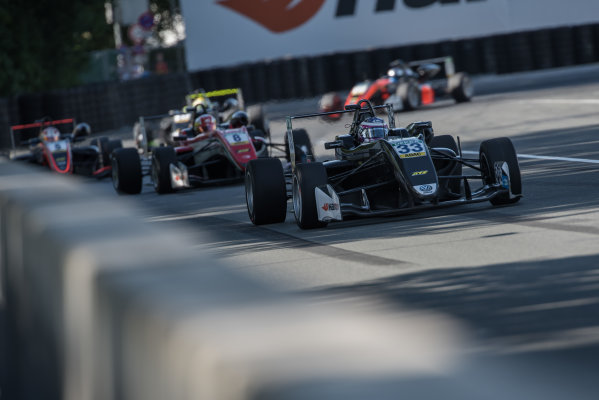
[{"xmin": 324, "ymin": 140, "xmax": 343, "ymax": 149}]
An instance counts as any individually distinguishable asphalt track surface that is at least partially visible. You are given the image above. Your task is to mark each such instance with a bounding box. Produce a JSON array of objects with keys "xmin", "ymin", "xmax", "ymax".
[{"xmin": 4, "ymin": 65, "xmax": 599, "ymax": 397}]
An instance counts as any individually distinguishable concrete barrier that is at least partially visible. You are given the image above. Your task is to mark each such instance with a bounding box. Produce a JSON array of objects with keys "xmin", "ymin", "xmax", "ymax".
[
  {"xmin": 0, "ymin": 159, "xmax": 467, "ymax": 400},
  {"xmin": 2, "ymin": 159, "xmax": 598, "ymax": 400}
]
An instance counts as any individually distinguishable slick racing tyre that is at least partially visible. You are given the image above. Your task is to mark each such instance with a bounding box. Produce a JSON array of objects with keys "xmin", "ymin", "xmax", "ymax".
[
  {"xmin": 247, "ymin": 104, "xmax": 270, "ymax": 137},
  {"xmin": 285, "ymin": 129, "xmax": 315, "ymax": 163},
  {"xmin": 90, "ymin": 136, "xmax": 109, "ymax": 149},
  {"xmin": 293, "ymin": 162, "xmax": 328, "ymax": 229},
  {"xmin": 91, "ymin": 137, "xmax": 123, "ymax": 167},
  {"xmin": 248, "ymin": 129, "xmax": 268, "ymax": 157},
  {"xmin": 479, "ymin": 137, "xmax": 522, "ymax": 205},
  {"xmin": 448, "ymin": 72, "xmax": 474, "ymax": 103},
  {"xmin": 90, "ymin": 136, "xmax": 109, "ymax": 162},
  {"xmin": 245, "ymin": 158, "xmax": 287, "ymax": 225},
  {"xmin": 104, "ymin": 139, "xmax": 123, "ymax": 165},
  {"xmin": 397, "ymin": 81, "xmax": 421, "ymax": 111},
  {"xmin": 112, "ymin": 148, "xmax": 142, "ymax": 194},
  {"xmin": 151, "ymin": 146, "xmax": 177, "ymax": 194},
  {"xmin": 429, "ymin": 135, "xmax": 462, "ymax": 197}
]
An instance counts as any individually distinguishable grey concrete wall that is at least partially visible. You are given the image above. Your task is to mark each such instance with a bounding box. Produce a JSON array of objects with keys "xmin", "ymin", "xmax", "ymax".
[{"xmin": 0, "ymin": 159, "xmax": 467, "ymax": 400}]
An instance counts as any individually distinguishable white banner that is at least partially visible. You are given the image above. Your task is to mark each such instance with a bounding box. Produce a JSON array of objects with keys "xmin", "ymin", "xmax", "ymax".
[{"xmin": 180, "ymin": 0, "xmax": 599, "ymax": 71}]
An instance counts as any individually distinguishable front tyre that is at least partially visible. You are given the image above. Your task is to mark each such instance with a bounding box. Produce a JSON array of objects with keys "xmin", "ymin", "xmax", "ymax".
[
  {"xmin": 151, "ymin": 146, "xmax": 177, "ymax": 194},
  {"xmin": 285, "ymin": 128, "xmax": 315, "ymax": 163},
  {"xmin": 293, "ymin": 163, "xmax": 328, "ymax": 229},
  {"xmin": 479, "ymin": 137, "xmax": 522, "ymax": 205},
  {"xmin": 112, "ymin": 148, "xmax": 142, "ymax": 194},
  {"xmin": 429, "ymin": 135, "xmax": 462, "ymax": 197},
  {"xmin": 245, "ymin": 158, "xmax": 287, "ymax": 225},
  {"xmin": 247, "ymin": 104, "xmax": 270, "ymax": 137}
]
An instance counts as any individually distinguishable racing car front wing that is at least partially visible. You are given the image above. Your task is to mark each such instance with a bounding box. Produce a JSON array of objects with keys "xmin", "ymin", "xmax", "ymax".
[{"xmin": 314, "ymin": 161, "xmax": 520, "ymax": 222}]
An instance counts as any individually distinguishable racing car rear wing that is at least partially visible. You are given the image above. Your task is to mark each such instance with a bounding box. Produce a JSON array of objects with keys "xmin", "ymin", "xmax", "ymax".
[
  {"xmin": 9, "ymin": 118, "xmax": 76, "ymax": 149},
  {"xmin": 185, "ymin": 88, "xmax": 245, "ymax": 111},
  {"xmin": 407, "ymin": 56, "xmax": 456, "ymax": 78},
  {"xmin": 286, "ymin": 103, "xmax": 395, "ymax": 172}
]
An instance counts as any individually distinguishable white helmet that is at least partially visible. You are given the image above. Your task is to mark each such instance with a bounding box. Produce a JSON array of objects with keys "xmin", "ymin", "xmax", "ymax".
[
  {"xmin": 358, "ymin": 117, "xmax": 388, "ymax": 143},
  {"xmin": 40, "ymin": 126, "xmax": 60, "ymax": 142}
]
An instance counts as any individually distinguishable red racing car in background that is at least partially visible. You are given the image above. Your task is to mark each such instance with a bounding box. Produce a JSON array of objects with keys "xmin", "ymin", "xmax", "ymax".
[
  {"xmin": 111, "ymin": 111, "xmax": 313, "ymax": 195},
  {"xmin": 9, "ymin": 117, "xmax": 121, "ymax": 178},
  {"xmin": 319, "ymin": 56, "xmax": 473, "ymax": 118}
]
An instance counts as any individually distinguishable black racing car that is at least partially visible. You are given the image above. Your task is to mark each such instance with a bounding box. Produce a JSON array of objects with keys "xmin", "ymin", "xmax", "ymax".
[
  {"xmin": 9, "ymin": 117, "xmax": 122, "ymax": 178},
  {"xmin": 245, "ymin": 99, "xmax": 522, "ymax": 229}
]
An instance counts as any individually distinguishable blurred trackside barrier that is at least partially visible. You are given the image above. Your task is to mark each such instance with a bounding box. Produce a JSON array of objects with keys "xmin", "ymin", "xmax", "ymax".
[
  {"xmin": 2, "ymin": 23, "xmax": 599, "ymax": 148},
  {"xmin": 0, "ymin": 159, "xmax": 468, "ymax": 400},
  {"xmin": 2, "ymin": 162, "xmax": 599, "ymax": 400}
]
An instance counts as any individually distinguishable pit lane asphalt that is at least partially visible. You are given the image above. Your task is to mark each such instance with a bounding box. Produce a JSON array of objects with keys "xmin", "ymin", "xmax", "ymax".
[{"xmin": 77, "ymin": 65, "xmax": 599, "ymax": 394}]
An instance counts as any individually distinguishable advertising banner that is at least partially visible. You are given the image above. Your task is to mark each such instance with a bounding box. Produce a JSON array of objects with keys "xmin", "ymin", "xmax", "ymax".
[{"xmin": 180, "ymin": 0, "xmax": 599, "ymax": 71}]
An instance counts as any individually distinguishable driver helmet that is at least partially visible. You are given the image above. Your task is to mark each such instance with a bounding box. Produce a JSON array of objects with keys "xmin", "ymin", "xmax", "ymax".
[
  {"xmin": 358, "ymin": 117, "xmax": 388, "ymax": 143},
  {"xmin": 230, "ymin": 111, "xmax": 249, "ymax": 128},
  {"xmin": 387, "ymin": 68, "xmax": 403, "ymax": 78},
  {"xmin": 40, "ymin": 126, "xmax": 60, "ymax": 142},
  {"xmin": 192, "ymin": 96, "xmax": 212, "ymax": 113},
  {"xmin": 195, "ymin": 114, "xmax": 216, "ymax": 133},
  {"xmin": 73, "ymin": 122, "xmax": 91, "ymax": 137}
]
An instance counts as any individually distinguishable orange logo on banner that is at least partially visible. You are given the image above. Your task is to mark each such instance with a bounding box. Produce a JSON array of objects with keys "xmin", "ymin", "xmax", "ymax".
[{"xmin": 217, "ymin": 0, "xmax": 325, "ymax": 33}]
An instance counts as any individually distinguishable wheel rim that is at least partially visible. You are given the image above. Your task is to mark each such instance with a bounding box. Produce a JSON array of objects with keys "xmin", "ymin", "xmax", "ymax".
[
  {"xmin": 292, "ymin": 175, "xmax": 302, "ymax": 223},
  {"xmin": 245, "ymin": 171, "xmax": 254, "ymax": 218}
]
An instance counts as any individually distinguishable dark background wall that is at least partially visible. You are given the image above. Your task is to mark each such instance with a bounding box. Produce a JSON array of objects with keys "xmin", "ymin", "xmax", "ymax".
[{"xmin": 2, "ymin": 23, "xmax": 599, "ymax": 148}]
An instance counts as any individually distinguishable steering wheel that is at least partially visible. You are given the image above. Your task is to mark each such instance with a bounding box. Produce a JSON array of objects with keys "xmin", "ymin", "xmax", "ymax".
[{"xmin": 357, "ymin": 99, "xmax": 376, "ymax": 118}]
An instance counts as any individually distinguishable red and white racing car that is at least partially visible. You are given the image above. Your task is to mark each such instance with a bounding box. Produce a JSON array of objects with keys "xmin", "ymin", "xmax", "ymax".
[{"xmin": 111, "ymin": 112, "xmax": 312, "ymax": 194}]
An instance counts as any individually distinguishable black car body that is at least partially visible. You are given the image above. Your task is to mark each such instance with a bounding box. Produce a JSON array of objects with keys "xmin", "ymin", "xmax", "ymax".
[
  {"xmin": 245, "ymin": 99, "xmax": 522, "ymax": 229},
  {"xmin": 9, "ymin": 118, "xmax": 120, "ymax": 178}
]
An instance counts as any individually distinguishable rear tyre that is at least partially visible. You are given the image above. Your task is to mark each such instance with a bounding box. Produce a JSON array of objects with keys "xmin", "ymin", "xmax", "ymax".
[
  {"xmin": 103, "ymin": 139, "xmax": 122, "ymax": 165},
  {"xmin": 151, "ymin": 146, "xmax": 177, "ymax": 194},
  {"xmin": 247, "ymin": 104, "xmax": 270, "ymax": 137},
  {"xmin": 293, "ymin": 163, "xmax": 328, "ymax": 229},
  {"xmin": 448, "ymin": 72, "xmax": 474, "ymax": 103},
  {"xmin": 429, "ymin": 135, "xmax": 462, "ymax": 196},
  {"xmin": 397, "ymin": 81, "xmax": 421, "ymax": 111},
  {"xmin": 245, "ymin": 158, "xmax": 287, "ymax": 225},
  {"xmin": 479, "ymin": 137, "xmax": 522, "ymax": 205},
  {"xmin": 90, "ymin": 136, "xmax": 109, "ymax": 148},
  {"xmin": 285, "ymin": 129, "xmax": 315, "ymax": 163},
  {"xmin": 112, "ymin": 148, "xmax": 142, "ymax": 194},
  {"xmin": 90, "ymin": 136, "xmax": 110, "ymax": 166}
]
